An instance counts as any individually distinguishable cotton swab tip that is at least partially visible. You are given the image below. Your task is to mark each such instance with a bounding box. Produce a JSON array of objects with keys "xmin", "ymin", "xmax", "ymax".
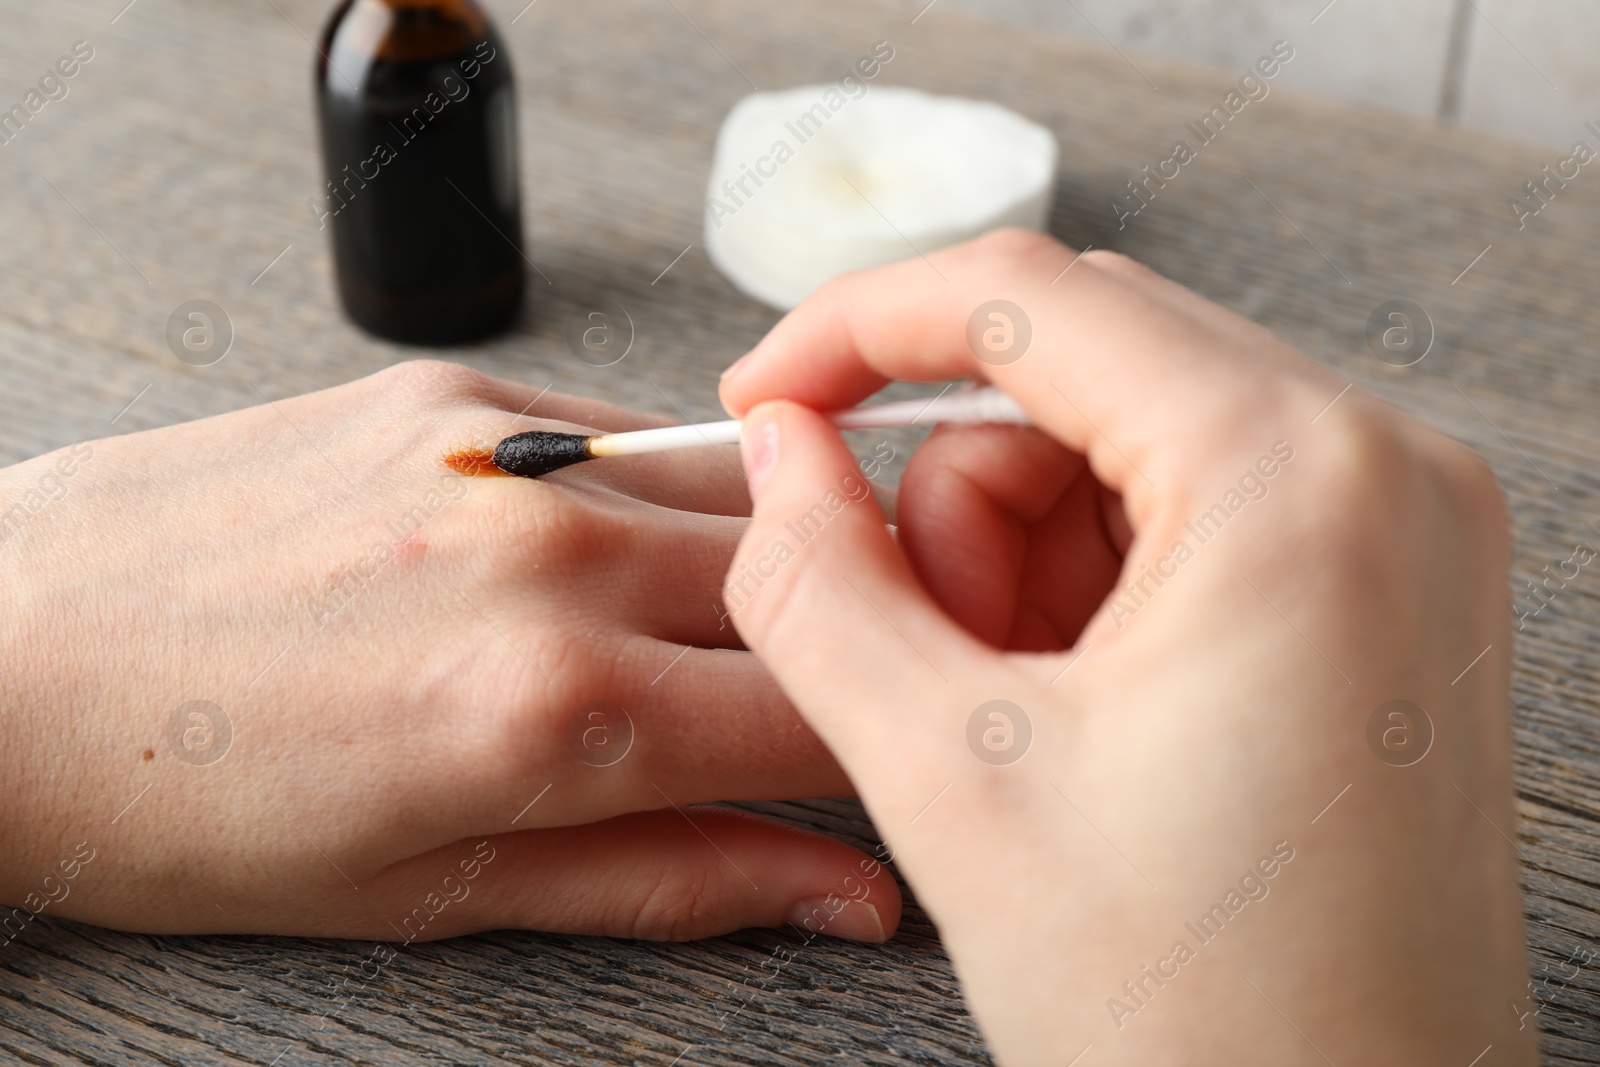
[{"xmin": 492, "ymin": 431, "xmax": 595, "ymax": 478}]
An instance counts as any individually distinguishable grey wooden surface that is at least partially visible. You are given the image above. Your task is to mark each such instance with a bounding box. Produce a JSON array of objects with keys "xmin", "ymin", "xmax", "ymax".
[{"xmin": 1, "ymin": 0, "xmax": 1599, "ymax": 1062}]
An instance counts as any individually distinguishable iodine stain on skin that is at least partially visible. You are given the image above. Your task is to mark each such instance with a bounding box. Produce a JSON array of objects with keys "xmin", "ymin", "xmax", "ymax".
[{"xmin": 441, "ymin": 446, "xmax": 508, "ymax": 477}]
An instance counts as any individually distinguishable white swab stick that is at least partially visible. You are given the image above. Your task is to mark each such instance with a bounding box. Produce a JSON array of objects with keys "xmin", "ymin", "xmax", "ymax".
[{"xmin": 585, "ymin": 387, "xmax": 1029, "ymax": 459}]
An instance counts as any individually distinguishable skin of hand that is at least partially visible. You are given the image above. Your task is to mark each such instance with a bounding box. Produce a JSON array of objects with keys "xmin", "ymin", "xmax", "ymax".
[
  {"xmin": 0, "ymin": 361, "xmax": 898, "ymax": 945},
  {"xmin": 719, "ymin": 230, "xmax": 1534, "ymax": 1065}
]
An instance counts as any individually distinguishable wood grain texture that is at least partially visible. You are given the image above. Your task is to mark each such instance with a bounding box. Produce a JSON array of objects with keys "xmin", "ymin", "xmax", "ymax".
[{"xmin": 0, "ymin": 0, "xmax": 1598, "ymax": 1062}]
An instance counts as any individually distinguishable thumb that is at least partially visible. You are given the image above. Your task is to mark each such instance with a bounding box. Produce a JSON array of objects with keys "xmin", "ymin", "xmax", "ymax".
[{"xmin": 725, "ymin": 401, "xmax": 975, "ymax": 757}]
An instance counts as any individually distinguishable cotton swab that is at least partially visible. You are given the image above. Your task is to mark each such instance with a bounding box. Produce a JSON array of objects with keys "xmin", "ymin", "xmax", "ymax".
[{"xmin": 489, "ymin": 386, "xmax": 1029, "ymax": 478}]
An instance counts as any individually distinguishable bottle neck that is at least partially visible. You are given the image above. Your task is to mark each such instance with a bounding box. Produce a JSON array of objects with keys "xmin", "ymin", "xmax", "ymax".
[{"xmin": 325, "ymin": 0, "xmax": 491, "ymax": 70}]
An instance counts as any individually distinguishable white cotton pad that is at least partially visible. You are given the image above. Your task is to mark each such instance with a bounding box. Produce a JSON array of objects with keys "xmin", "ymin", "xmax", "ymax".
[{"xmin": 704, "ymin": 85, "xmax": 1059, "ymax": 310}]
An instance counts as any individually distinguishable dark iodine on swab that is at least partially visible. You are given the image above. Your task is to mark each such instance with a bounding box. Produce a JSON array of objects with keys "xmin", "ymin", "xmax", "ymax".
[{"xmin": 491, "ymin": 386, "xmax": 1031, "ymax": 479}]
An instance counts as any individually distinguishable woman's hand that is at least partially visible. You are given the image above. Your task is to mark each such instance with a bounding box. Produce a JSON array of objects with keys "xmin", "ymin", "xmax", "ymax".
[
  {"xmin": 0, "ymin": 361, "xmax": 897, "ymax": 944},
  {"xmin": 720, "ymin": 230, "xmax": 1533, "ymax": 1064}
]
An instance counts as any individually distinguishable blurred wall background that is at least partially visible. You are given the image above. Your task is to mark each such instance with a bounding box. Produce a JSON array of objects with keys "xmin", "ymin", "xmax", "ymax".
[{"xmin": 947, "ymin": 0, "xmax": 1592, "ymax": 149}]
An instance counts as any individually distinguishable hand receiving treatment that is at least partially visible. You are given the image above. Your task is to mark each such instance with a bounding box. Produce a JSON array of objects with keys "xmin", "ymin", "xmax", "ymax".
[
  {"xmin": 0, "ymin": 362, "xmax": 897, "ymax": 944},
  {"xmin": 720, "ymin": 230, "xmax": 1533, "ymax": 1065}
]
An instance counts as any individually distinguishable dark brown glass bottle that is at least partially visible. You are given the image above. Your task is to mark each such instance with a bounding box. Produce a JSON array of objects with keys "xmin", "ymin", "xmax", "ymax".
[{"xmin": 313, "ymin": 0, "xmax": 524, "ymax": 345}]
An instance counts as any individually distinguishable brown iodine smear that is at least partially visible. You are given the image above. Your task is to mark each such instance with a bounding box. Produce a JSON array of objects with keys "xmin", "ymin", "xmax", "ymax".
[{"xmin": 441, "ymin": 447, "xmax": 507, "ymax": 476}]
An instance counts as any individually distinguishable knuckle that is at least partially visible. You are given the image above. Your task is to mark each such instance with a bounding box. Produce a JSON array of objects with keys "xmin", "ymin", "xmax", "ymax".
[
  {"xmin": 491, "ymin": 634, "xmax": 607, "ymax": 764},
  {"xmin": 372, "ymin": 359, "xmax": 495, "ymax": 405},
  {"xmin": 975, "ymin": 226, "xmax": 1059, "ymax": 261},
  {"xmin": 1432, "ymin": 435, "xmax": 1506, "ymax": 517},
  {"xmin": 807, "ymin": 267, "xmax": 868, "ymax": 312},
  {"xmin": 468, "ymin": 614, "xmax": 619, "ymax": 779},
  {"xmin": 1297, "ymin": 403, "xmax": 1410, "ymax": 522},
  {"xmin": 1079, "ymin": 248, "xmax": 1149, "ymax": 279},
  {"xmin": 1289, "ymin": 400, "xmax": 1506, "ymax": 568},
  {"xmin": 1418, "ymin": 431, "xmax": 1511, "ymax": 559},
  {"xmin": 1219, "ymin": 405, "xmax": 1405, "ymax": 594},
  {"xmin": 1266, "ymin": 402, "xmax": 1515, "ymax": 641}
]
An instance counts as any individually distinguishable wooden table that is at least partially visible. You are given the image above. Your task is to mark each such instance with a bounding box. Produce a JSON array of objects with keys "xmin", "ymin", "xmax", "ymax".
[{"xmin": 3, "ymin": 0, "xmax": 1599, "ymax": 1062}]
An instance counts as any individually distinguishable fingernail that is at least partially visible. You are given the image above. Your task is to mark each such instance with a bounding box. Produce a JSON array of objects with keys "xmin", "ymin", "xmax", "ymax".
[
  {"xmin": 719, "ymin": 353, "xmax": 750, "ymax": 381},
  {"xmin": 741, "ymin": 411, "xmax": 780, "ymax": 501},
  {"xmin": 785, "ymin": 897, "xmax": 886, "ymax": 943}
]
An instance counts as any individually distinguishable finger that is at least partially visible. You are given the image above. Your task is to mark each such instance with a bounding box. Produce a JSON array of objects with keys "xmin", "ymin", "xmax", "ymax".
[
  {"xmin": 329, "ymin": 810, "xmax": 901, "ymax": 944},
  {"xmin": 719, "ymin": 230, "xmax": 1340, "ymax": 509},
  {"xmin": 899, "ymin": 423, "xmax": 1121, "ymax": 650},
  {"xmin": 900, "ymin": 424, "xmax": 1077, "ymax": 645},
  {"xmin": 606, "ymin": 639, "xmax": 850, "ymax": 801},
  {"xmin": 727, "ymin": 400, "xmax": 987, "ymax": 761},
  {"xmin": 548, "ymin": 444, "xmax": 753, "ymax": 520}
]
